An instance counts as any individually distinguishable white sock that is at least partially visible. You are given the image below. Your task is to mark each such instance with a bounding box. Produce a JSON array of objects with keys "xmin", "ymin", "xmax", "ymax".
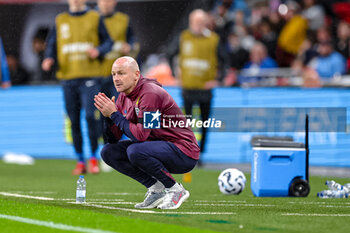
[
  {"xmin": 168, "ymin": 183, "xmax": 182, "ymax": 191},
  {"xmin": 149, "ymin": 181, "xmax": 165, "ymax": 192}
]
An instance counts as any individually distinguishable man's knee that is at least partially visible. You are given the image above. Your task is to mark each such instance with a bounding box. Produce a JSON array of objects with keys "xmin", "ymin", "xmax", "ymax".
[
  {"xmin": 100, "ymin": 143, "xmax": 125, "ymax": 165},
  {"xmin": 100, "ymin": 143, "xmax": 113, "ymax": 164},
  {"xmin": 126, "ymin": 143, "xmax": 145, "ymax": 165}
]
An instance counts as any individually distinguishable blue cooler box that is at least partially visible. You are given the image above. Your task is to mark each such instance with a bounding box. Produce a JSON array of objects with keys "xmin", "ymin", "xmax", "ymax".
[{"xmin": 251, "ymin": 140, "xmax": 307, "ymax": 197}]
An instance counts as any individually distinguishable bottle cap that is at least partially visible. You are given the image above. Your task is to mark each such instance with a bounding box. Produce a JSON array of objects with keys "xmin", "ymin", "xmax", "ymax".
[{"xmin": 79, "ymin": 175, "xmax": 84, "ymax": 178}]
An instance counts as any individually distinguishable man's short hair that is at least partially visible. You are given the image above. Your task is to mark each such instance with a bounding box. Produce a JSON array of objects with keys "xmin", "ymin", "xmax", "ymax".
[{"xmin": 33, "ymin": 27, "xmax": 49, "ymax": 42}]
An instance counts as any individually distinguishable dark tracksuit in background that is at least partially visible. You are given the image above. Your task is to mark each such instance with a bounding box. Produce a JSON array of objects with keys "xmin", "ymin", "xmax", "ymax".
[
  {"xmin": 98, "ymin": 9, "xmax": 137, "ymax": 143},
  {"xmin": 45, "ymin": 8, "xmax": 113, "ymax": 161},
  {"xmin": 167, "ymin": 29, "xmax": 227, "ymax": 157}
]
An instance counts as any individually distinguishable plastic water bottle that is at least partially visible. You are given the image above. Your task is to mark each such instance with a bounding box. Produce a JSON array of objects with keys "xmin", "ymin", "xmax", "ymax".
[
  {"xmin": 76, "ymin": 175, "xmax": 86, "ymax": 203},
  {"xmin": 325, "ymin": 180, "xmax": 342, "ymax": 191},
  {"xmin": 343, "ymin": 183, "xmax": 350, "ymax": 192},
  {"xmin": 317, "ymin": 190, "xmax": 349, "ymax": 199},
  {"xmin": 333, "ymin": 190, "xmax": 348, "ymax": 198},
  {"xmin": 317, "ymin": 190, "xmax": 333, "ymax": 198}
]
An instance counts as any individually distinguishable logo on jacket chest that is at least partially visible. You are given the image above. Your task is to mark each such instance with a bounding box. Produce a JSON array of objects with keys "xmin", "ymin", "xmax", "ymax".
[
  {"xmin": 60, "ymin": 24, "xmax": 70, "ymax": 39},
  {"xmin": 135, "ymin": 107, "xmax": 139, "ymax": 117},
  {"xmin": 183, "ymin": 41, "xmax": 193, "ymax": 55}
]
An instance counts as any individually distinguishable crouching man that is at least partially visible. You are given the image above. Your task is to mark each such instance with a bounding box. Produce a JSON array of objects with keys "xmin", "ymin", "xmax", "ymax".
[{"xmin": 94, "ymin": 56, "xmax": 199, "ymax": 209}]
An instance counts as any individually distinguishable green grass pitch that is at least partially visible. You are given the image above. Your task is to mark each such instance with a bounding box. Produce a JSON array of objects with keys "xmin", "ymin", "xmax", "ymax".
[{"xmin": 0, "ymin": 160, "xmax": 349, "ymax": 233}]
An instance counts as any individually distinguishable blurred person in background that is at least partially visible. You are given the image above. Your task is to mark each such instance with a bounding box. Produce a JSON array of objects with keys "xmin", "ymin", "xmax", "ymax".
[
  {"xmin": 307, "ymin": 39, "xmax": 346, "ymax": 80},
  {"xmin": 239, "ymin": 42, "xmax": 278, "ymax": 87},
  {"xmin": 0, "ymin": 36, "xmax": 11, "ymax": 89},
  {"xmin": 301, "ymin": 0, "xmax": 325, "ymax": 38},
  {"xmin": 167, "ymin": 9, "xmax": 227, "ymax": 165},
  {"xmin": 97, "ymin": 0, "xmax": 139, "ymax": 143},
  {"xmin": 292, "ymin": 26, "xmax": 336, "ymax": 83},
  {"xmin": 97, "ymin": 0, "xmax": 138, "ymax": 98},
  {"xmin": 6, "ymin": 54, "xmax": 30, "ymax": 85},
  {"xmin": 32, "ymin": 27, "xmax": 56, "ymax": 84},
  {"xmin": 276, "ymin": 0, "xmax": 308, "ymax": 67},
  {"xmin": 210, "ymin": 0, "xmax": 250, "ymax": 44},
  {"xmin": 250, "ymin": 1, "xmax": 271, "ymax": 35},
  {"xmin": 210, "ymin": 0, "xmax": 235, "ymax": 44},
  {"xmin": 297, "ymin": 27, "xmax": 331, "ymax": 65},
  {"xmin": 223, "ymin": 30, "xmax": 249, "ymax": 86},
  {"xmin": 42, "ymin": 0, "xmax": 113, "ymax": 175},
  {"xmin": 334, "ymin": 21, "xmax": 350, "ymax": 73},
  {"xmin": 291, "ymin": 27, "xmax": 329, "ymax": 71},
  {"xmin": 227, "ymin": 31, "xmax": 249, "ymax": 70},
  {"xmin": 258, "ymin": 17, "xmax": 278, "ymax": 60},
  {"xmin": 291, "ymin": 38, "xmax": 316, "ymax": 72},
  {"xmin": 316, "ymin": 26, "xmax": 331, "ymax": 42},
  {"xmin": 268, "ymin": 6, "xmax": 284, "ymax": 35},
  {"xmin": 231, "ymin": 10, "xmax": 255, "ymax": 51}
]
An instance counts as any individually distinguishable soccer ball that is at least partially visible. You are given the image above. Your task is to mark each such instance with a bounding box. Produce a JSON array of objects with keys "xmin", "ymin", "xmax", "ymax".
[{"xmin": 218, "ymin": 168, "xmax": 246, "ymax": 195}]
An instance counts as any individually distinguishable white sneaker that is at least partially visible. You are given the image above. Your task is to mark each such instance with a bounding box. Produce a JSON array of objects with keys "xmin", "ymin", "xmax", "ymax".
[
  {"xmin": 135, "ymin": 181, "xmax": 165, "ymax": 209},
  {"xmin": 134, "ymin": 190, "xmax": 166, "ymax": 209},
  {"xmin": 157, "ymin": 183, "xmax": 189, "ymax": 209}
]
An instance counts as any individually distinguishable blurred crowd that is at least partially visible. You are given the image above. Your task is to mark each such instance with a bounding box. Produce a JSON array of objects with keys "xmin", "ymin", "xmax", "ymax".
[
  {"xmin": 1, "ymin": 0, "xmax": 350, "ymax": 88},
  {"xmin": 149, "ymin": 0, "xmax": 350, "ymax": 88},
  {"xmin": 207, "ymin": 0, "xmax": 350, "ymax": 87}
]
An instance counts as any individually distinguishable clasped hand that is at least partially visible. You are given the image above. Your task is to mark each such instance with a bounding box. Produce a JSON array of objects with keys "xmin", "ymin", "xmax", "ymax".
[{"xmin": 94, "ymin": 92, "xmax": 117, "ymax": 118}]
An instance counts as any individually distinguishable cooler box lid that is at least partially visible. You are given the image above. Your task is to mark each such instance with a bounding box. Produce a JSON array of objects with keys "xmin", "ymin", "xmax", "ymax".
[
  {"xmin": 253, "ymin": 139, "xmax": 305, "ymax": 148},
  {"xmin": 250, "ymin": 136, "xmax": 294, "ymax": 146}
]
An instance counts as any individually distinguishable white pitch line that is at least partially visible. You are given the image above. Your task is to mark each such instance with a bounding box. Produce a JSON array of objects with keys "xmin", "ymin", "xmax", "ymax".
[
  {"xmin": 1, "ymin": 192, "xmax": 235, "ymax": 215},
  {"xmin": 81, "ymin": 203, "xmax": 156, "ymax": 214},
  {"xmin": 320, "ymin": 205, "xmax": 350, "ymax": 208},
  {"xmin": 0, "ymin": 214, "xmax": 118, "ymax": 233},
  {"xmin": 288, "ymin": 201, "xmax": 350, "ymax": 205},
  {"xmin": 192, "ymin": 200, "xmax": 247, "ymax": 203},
  {"xmin": 194, "ymin": 203, "xmax": 276, "ymax": 207},
  {"xmin": 83, "ymin": 203, "xmax": 236, "ymax": 215},
  {"xmin": 0, "ymin": 193, "xmax": 124, "ymax": 202},
  {"xmin": 282, "ymin": 213, "xmax": 350, "ymax": 217},
  {"xmin": 58, "ymin": 199, "xmax": 126, "ymax": 202},
  {"xmin": 88, "ymin": 202, "xmax": 136, "ymax": 205},
  {"xmin": 7, "ymin": 191, "xmax": 57, "ymax": 194},
  {"xmin": 0, "ymin": 192, "xmax": 54, "ymax": 201},
  {"xmin": 96, "ymin": 192, "xmax": 143, "ymax": 196},
  {"xmin": 84, "ymin": 199, "xmax": 125, "ymax": 202}
]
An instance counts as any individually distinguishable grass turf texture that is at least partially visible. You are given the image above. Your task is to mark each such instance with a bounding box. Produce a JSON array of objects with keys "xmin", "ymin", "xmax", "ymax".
[{"xmin": 0, "ymin": 160, "xmax": 349, "ymax": 233}]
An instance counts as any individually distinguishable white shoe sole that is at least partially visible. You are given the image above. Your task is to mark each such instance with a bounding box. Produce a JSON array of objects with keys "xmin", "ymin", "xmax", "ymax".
[
  {"xmin": 158, "ymin": 190, "xmax": 190, "ymax": 210},
  {"xmin": 134, "ymin": 195, "xmax": 166, "ymax": 209}
]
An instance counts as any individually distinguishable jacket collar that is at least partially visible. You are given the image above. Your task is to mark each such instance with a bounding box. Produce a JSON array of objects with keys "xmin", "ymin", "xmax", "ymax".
[{"xmin": 126, "ymin": 75, "xmax": 143, "ymax": 101}]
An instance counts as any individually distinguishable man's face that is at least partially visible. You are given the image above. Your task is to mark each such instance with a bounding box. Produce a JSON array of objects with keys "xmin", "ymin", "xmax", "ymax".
[
  {"xmin": 68, "ymin": 0, "xmax": 87, "ymax": 11},
  {"xmin": 32, "ymin": 38, "xmax": 46, "ymax": 53},
  {"xmin": 189, "ymin": 13, "xmax": 207, "ymax": 36},
  {"xmin": 111, "ymin": 62, "xmax": 139, "ymax": 94},
  {"xmin": 250, "ymin": 45, "xmax": 265, "ymax": 64},
  {"xmin": 318, "ymin": 43, "xmax": 332, "ymax": 57},
  {"xmin": 98, "ymin": 0, "xmax": 117, "ymax": 16}
]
